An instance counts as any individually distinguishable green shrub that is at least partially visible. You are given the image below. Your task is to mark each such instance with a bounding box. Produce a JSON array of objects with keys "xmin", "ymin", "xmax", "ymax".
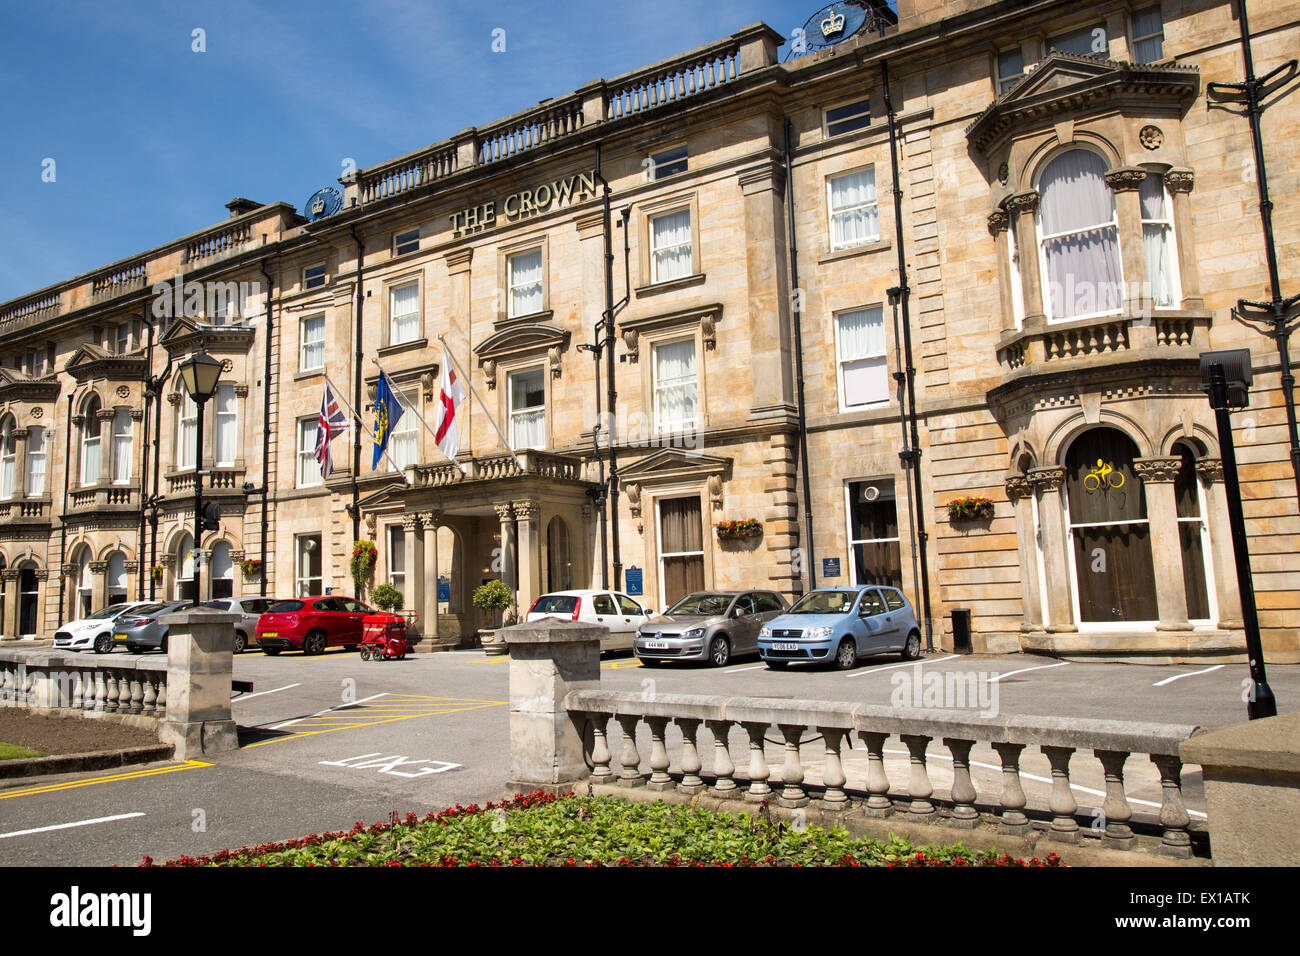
[
  {"xmin": 370, "ymin": 583, "xmax": 404, "ymax": 612},
  {"xmin": 472, "ymin": 579, "xmax": 513, "ymax": 613}
]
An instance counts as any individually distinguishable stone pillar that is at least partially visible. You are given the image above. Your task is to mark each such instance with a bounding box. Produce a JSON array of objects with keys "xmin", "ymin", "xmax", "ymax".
[
  {"xmin": 12, "ymin": 427, "xmax": 29, "ymax": 498},
  {"xmin": 1, "ymin": 569, "xmax": 20, "ymax": 638},
  {"xmin": 739, "ymin": 159, "xmax": 795, "ymax": 421},
  {"xmin": 403, "ymin": 514, "xmax": 424, "ymax": 639},
  {"xmin": 1134, "ymin": 457, "xmax": 1191, "ymax": 630},
  {"xmin": 502, "ymin": 619, "xmax": 604, "ymax": 793},
  {"xmin": 1196, "ymin": 459, "xmax": 1242, "ymax": 628},
  {"xmin": 1105, "ymin": 167, "xmax": 1149, "ymax": 318},
  {"xmin": 70, "ymin": 414, "xmax": 85, "ymax": 488},
  {"xmin": 576, "ymin": 211, "xmax": 606, "ymax": 436},
  {"xmin": 1029, "ymin": 466, "xmax": 1075, "ymax": 632},
  {"xmin": 513, "ymin": 499, "xmax": 541, "ymax": 618},
  {"xmin": 96, "ymin": 408, "xmax": 115, "ymax": 485},
  {"xmin": 89, "ymin": 561, "xmax": 108, "ymax": 611},
  {"xmin": 988, "ymin": 210, "xmax": 1015, "ymax": 334},
  {"xmin": 1006, "ymin": 475, "xmax": 1043, "ymax": 633},
  {"xmin": 1165, "ymin": 169, "xmax": 1200, "ymax": 308},
  {"xmin": 157, "ymin": 608, "xmax": 239, "ymax": 759},
  {"xmin": 421, "ymin": 511, "xmax": 443, "ymax": 647},
  {"xmin": 495, "ymin": 502, "xmax": 517, "ymax": 600},
  {"xmin": 445, "ymin": 249, "xmax": 474, "ymax": 450},
  {"xmin": 1007, "ymin": 191, "xmax": 1044, "ymax": 325}
]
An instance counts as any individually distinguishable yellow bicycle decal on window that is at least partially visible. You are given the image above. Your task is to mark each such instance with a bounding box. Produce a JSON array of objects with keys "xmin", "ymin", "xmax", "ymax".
[{"xmin": 1083, "ymin": 459, "xmax": 1125, "ymax": 493}]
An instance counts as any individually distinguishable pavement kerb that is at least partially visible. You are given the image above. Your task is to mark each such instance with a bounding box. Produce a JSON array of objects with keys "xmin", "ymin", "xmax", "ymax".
[{"xmin": 0, "ymin": 743, "xmax": 176, "ymax": 780}]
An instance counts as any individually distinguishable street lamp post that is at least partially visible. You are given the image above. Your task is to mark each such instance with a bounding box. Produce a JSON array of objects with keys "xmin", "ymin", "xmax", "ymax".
[{"xmin": 178, "ymin": 349, "xmax": 222, "ymax": 607}]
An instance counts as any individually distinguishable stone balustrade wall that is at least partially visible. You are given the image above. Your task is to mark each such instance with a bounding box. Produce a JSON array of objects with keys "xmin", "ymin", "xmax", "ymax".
[{"xmin": 0, "ymin": 648, "xmax": 168, "ymax": 719}]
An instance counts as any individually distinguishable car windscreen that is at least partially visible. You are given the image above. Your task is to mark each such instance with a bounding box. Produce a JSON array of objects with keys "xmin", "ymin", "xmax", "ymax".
[
  {"xmin": 788, "ymin": 591, "xmax": 858, "ymax": 615},
  {"xmin": 532, "ymin": 595, "xmax": 577, "ymax": 614},
  {"xmin": 88, "ymin": 605, "xmax": 133, "ymax": 620},
  {"xmin": 665, "ymin": 593, "xmax": 731, "ymax": 616},
  {"xmin": 268, "ymin": 600, "xmax": 305, "ymax": 613},
  {"xmin": 130, "ymin": 604, "xmax": 169, "ymax": 617}
]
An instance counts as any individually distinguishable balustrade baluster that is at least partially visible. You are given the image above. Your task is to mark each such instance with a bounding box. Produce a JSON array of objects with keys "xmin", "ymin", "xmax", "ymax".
[
  {"xmin": 128, "ymin": 673, "xmax": 144, "ymax": 715},
  {"xmin": 819, "ymin": 727, "xmax": 848, "ymax": 809},
  {"xmin": 615, "ymin": 714, "xmax": 643, "ymax": 787},
  {"xmin": 646, "ymin": 716, "xmax": 673, "ymax": 790},
  {"xmin": 706, "ymin": 719, "xmax": 737, "ymax": 797},
  {"xmin": 857, "ymin": 730, "xmax": 892, "ymax": 816},
  {"xmin": 742, "ymin": 722, "xmax": 771, "ymax": 801},
  {"xmin": 104, "ymin": 670, "xmax": 120, "ymax": 713},
  {"xmin": 992, "ymin": 741, "xmax": 1030, "ymax": 834},
  {"xmin": 155, "ymin": 676, "xmax": 166, "ymax": 718},
  {"xmin": 943, "ymin": 737, "xmax": 980, "ymax": 826},
  {"xmin": 142, "ymin": 676, "xmax": 157, "ymax": 715},
  {"xmin": 777, "ymin": 724, "xmax": 808, "ymax": 808},
  {"xmin": 676, "ymin": 718, "xmax": 704, "ymax": 794},
  {"xmin": 92, "ymin": 671, "xmax": 107, "ymax": 711},
  {"xmin": 901, "ymin": 734, "xmax": 935, "ymax": 818},
  {"xmin": 1096, "ymin": 749, "xmax": 1135, "ymax": 849},
  {"xmin": 1042, "ymin": 745, "xmax": 1080, "ymax": 841},
  {"xmin": 1150, "ymin": 754, "xmax": 1192, "ymax": 858}
]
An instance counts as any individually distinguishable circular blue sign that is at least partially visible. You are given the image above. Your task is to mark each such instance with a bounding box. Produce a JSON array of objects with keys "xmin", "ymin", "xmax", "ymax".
[
  {"xmin": 305, "ymin": 187, "xmax": 343, "ymax": 221},
  {"xmin": 799, "ymin": 2, "xmax": 873, "ymax": 51}
]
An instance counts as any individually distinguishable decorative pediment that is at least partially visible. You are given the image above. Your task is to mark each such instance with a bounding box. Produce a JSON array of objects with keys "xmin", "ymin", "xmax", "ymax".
[
  {"xmin": 474, "ymin": 323, "xmax": 570, "ymax": 388},
  {"xmin": 64, "ymin": 343, "xmax": 148, "ymax": 383},
  {"xmin": 966, "ymin": 52, "xmax": 1200, "ymax": 154},
  {"xmin": 356, "ymin": 481, "xmax": 410, "ymax": 512},
  {"xmin": 158, "ymin": 316, "xmax": 256, "ymax": 355},
  {"xmin": 0, "ymin": 368, "xmax": 60, "ymax": 403},
  {"xmin": 618, "ymin": 448, "xmax": 730, "ymax": 484}
]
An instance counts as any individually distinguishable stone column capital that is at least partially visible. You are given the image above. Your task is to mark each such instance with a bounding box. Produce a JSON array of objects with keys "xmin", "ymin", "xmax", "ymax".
[
  {"xmin": 1165, "ymin": 168, "xmax": 1195, "ymax": 194},
  {"xmin": 1133, "ymin": 456, "xmax": 1182, "ymax": 483},
  {"xmin": 987, "ymin": 209, "xmax": 1010, "ymax": 235},
  {"xmin": 0, "ymin": 569, "xmax": 20, "ymax": 582},
  {"xmin": 401, "ymin": 513, "xmax": 421, "ymax": 531},
  {"xmin": 511, "ymin": 499, "xmax": 540, "ymax": 521},
  {"xmin": 493, "ymin": 502, "xmax": 515, "ymax": 521},
  {"xmin": 1027, "ymin": 465, "xmax": 1067, "ymax": 492},
  {"xmin": 1195, "ymin": 458, "xmax": 1223, "ymax": 483},
  {"xmin": 88, "ymin": 561, "xmax": 107, "ymax": 574},
  {"xmin": 1105, "ymin": 167, "xmax": 1148, "ymax": 192},
  {"xmin": 96, "ymin": 409, "xmax": 116, "ymax": 422},
  {"xmin": 1006, "ymin": 190, "xmax": 1039, "ymax": 215},
  {"xmin": 12, "ymin": 426, "xmax": 29, "ymax": 440},
  {"xmin": 1005, "ymin": 474, "xmax": 1033, "ymax": 501},
  {"xmin": 421, "ymin": 510, "xmax": 442, "ymax": 530}
]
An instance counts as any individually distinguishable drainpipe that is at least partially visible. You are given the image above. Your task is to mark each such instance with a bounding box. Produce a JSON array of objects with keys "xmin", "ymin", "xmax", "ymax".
[
  {"xmin": 138, "ymin": 296, "xmax": 152, "ymax": 601},
  {"xmin": 784, "ymin": 119, "xmax": 816, "ymax": 593},
  {"xmin": 349, "ymin": 228, "xmax": 364, "ymax": 542},
  {"xmin": 260, "ymin": 256, "xmax": 276, "ymax": 597},
  {"xmin": 890, "ymin": 289, "xmax": 922, "ymax": 608},
  {"xmin": 57, "ymin": 393, "xmax": 72, "ymax": 626},
  {"xmin": 883, "ymin": 60, "xmax": 935, "ymax": 651},
  {"xmin": 594, "ymin": 146, "xmax": 622, "ymax": 591}
]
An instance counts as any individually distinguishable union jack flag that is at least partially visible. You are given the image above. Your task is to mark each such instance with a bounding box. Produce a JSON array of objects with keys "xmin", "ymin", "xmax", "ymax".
[{"xmin": 314, "ymin": 381, "xmax": 350, "ymax": 479}]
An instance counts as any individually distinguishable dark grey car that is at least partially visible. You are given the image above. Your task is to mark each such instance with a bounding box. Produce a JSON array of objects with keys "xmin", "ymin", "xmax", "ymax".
[
  {"xmin": 115, "ymin": 602, "xmax": 192, "ymax": 654},
  {"xmin": 634, "ymin": 590, "xmax": 787, "ymax": 667}
]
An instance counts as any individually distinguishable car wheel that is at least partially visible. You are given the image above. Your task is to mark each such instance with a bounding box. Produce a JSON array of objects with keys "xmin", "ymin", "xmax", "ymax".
[
  {"xmin": 834, "ymin": 639, "xmax": 857, "ymax": 671},
  {"xmin": 901, "ymin": 630, "xmax": 922, "ymax": 662},
  {"xmin": 303, "ymin": 631, "xmax": 327, "ymax": 655},
  {"xmin": 708, "ymin": 635, "xmax": 731, "ymax": 668},
  {"xmin": 93, "ymin": 633, "xmax": 114, "ymax": 655},
  {"xmin": 233, "ymin": 631, "xmax": 246, "ymax": 654},
  {"xmin": 359, "ymin": 646, "xmax": 371, "ymax": 661},
  {"xmin": 765, "ymin": 659, "xmax": 789, "ymax": 671},
  {"xmin": 263, "ymin": 647, "xmax": 281, "ymax": 657}
]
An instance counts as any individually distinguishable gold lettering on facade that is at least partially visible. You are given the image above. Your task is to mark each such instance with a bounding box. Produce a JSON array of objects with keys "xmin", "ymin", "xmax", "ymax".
[{"xmin": 449, "ymin": 169, "xmax": 596, "ymax": 237}]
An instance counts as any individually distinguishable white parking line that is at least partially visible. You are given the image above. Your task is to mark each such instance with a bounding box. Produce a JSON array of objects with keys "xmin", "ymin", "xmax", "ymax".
[
  {"xmin": 725, "ymin": 664, "xmax": 769, "ymax": 674},
  {"xmin": 0, "ymin": 812, "xmax": 146, "ymax": 840},
  {"xmin": 234, "ymin": 682, "xmax": 301, "ymax": 701},
  {"xmin": 1153, "ymin": 665, "xmax": 1224, "ymax": 687},
  {"xmin": 844, "ymin": 655, "xmax": 959, "ymax": 678},
  {"xmin": 882, "ymin": 748, "xmax": 1206, "ymax": 819},
  {"xmin": 986, "ymin": 661, "xmax": 1070, "ymax": 683},
  {"xmin": 270, "ymin": 692, "xmax": 388, "ymax": 730}
]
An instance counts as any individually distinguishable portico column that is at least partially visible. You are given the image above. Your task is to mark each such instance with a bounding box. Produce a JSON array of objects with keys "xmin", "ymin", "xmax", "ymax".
[
  {"xmin": 1005, "ymin": 475, "xmax": 1043, "ymax": 632},
  {"xmin": 494, "ymin": 503, "xmax": 517, "ymax": 601},
  {"xmin": 1134, "ymin": 457, "xmax": 1191, "ymax": 630},
  {"xmin": 403, "ymin": 514, "xmax": 424, "ymax": 638},
  {"xmin": 96, "ymin": 409, "xmax": 115, "ymax": 486},
  {"xmin": 1, "ymin": 569, "xmax": 20, "ymax": 638},
  {"xmin": 1105, "ymin": 168, "xmax": 1149, "ymax": 318},
  {"xmin": 988, "ymin": 211, "xmax": 1015, "ymax": 334},
  {"xmin": 1029, "ymin": 466, "xmax": 1076, "ymax": 632},
  {"xmin": 1007, "ymin": 191, "xmax": 1045, "ymax": 327},
  {"xmin": 1165, "ymin": 169, "xmax": 1201, "ymax": 308},
  {"xmin": 422, "ymin": 511, "xmax": 441, "ymax": 643},
  {"xmin": 513, "ymin": 499, "xmax": 541, "ymax": 620},
  {"xmin": 1196, "ymin": 459, "xmax": 1243, "ymax": 628}
]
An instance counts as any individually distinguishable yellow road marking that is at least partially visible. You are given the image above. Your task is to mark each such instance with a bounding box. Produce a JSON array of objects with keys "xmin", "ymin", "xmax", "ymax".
[
  {"xmin": 242, "ymin": 701, "xmax": 504, "ymax": 749},
  {"xmin": 602, "ymin": 659, "xmax": 643, "ymax": 670},
  {"xmin": 0, "ymin": 761, "xmax": 211, "ymax": 800},
  {"xmin": 470, "ymin": 656, "xmax": 510, "ymax": 664}
]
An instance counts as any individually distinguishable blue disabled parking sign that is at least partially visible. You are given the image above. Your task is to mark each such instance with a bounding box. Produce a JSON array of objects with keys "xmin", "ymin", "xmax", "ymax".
[
  {"xmin": 437, "ymin": 576, "xmax": 450, "ymax": 602},
  {"xmin": 625, "ymin": 566, "xmax": 643, "ymax": 596}
]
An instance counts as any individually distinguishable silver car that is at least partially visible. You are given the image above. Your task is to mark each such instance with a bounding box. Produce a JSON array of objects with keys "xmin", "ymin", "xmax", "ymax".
[
  {"xmin": 634, "ymin": 590, "xmax": 788, "ymax": 667},
  {"xmin": 203, "ymin": 597, "xmax": 280, "ymax": 653}
]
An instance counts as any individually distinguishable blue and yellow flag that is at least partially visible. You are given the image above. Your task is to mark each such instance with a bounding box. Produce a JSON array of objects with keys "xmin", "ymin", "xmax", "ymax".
[{"xmin": 372, "ymin": 370, "xmax": 405, "ymax": 470}]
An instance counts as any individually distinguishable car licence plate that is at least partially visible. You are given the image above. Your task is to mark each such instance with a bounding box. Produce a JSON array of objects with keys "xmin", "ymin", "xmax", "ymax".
[
  {"xmin": 114, "ymin": 633, "xmax": 128, "ymax": 640},
  {"xmin": 772, "ymin": 642, "xmax": 799, "ymax": 651},
  {"xmin": 262, "ymin": 631, "xmax": 277, "ymax": 638},
  {"xmin": 642, "ymin": 641, "xmax": 668, "ymax": 650}
]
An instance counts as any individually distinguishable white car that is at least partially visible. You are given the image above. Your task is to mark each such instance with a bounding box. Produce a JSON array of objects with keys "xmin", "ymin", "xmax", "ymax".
[
  {"xmin": 52, "ymin": 602, "xmax": 155, "ymax": 654},
  {"xmin": 524, "ymin": 589, "xmax": 653, "ymax": 652}
]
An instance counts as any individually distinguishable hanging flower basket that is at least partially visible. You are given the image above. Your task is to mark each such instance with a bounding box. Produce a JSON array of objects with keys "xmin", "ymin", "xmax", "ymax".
[
  {"xmin": 715, "ymin": 519, "xmax": 763, "ymax": 540},
  {"xmin": 350, "ymin": 541, "xmax": 378, "ymax": 595},
  {"xmin": 947, "ymin": 496, "xmax": 995, "ymax": 521},
  {"xmin": 239, "ymin": 558, "xmax": 263, "ymax": 577},
  {"xmin": 149, "ymin": 565, "xmax": 164, "ymax": 581}
]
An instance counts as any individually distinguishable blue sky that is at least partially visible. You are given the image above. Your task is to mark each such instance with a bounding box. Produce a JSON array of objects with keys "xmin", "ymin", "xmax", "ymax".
[{"xmin": 0, "ymin": 0, "xmax": 875, "ymax": 303}]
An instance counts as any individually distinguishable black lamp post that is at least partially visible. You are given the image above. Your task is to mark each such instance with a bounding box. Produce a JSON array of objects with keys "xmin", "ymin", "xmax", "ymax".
[{"xmin": 177, "ymin": 349, "xmax": 222, "ymax": 606}]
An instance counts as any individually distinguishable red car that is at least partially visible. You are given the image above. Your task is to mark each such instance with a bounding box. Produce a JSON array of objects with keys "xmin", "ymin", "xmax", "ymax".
[{"xmin": 255, "ymin": 596, "xmax": 374, "ymax": 655}]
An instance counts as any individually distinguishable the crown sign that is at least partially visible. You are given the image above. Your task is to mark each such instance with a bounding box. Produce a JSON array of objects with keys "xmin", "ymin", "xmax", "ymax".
[{"xmin": 821, "ymin": 10, "xmax": 846, "ymax": 37}]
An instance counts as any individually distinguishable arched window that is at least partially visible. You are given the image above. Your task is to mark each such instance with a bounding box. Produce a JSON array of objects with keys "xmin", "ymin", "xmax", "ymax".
[
  {"xmin": 26, "ymin": 427, "xmax": 47, "ymax": 496},
  {"xmin": 1063, "ymin": 428, "xmax": 1157, "ymax": 623},
  {"xmin": 176, "ymin": 532, "xmax": 196, "ymax": 601},
  {"xmin": 0, "ymin": 418, "xmax": 14, "ymax": 500},
  {"xmin": 546, "ymin": 516, "xmax": 572, "ymax": 592},
  {"xmin": 1037, "ymin": 150, "xmax": 1123, "ymax": 322},
  {"xmin": 1172, "ymin": 441, "xmax": 1213, "ymax": 622},
  {"xmin": 106, "ymin": 552, "xmax": 127, "ymax": 604},
  {"xmin": 211, "ymin": 541, "xmax": 233, "ymax": 599},
  {"xmin": 81, "ymin": 396, "xmax": 102, "ymax": 486},
  {"xmin": 75, "ymin": 546, "xmax": 94, "ymax": 618},
  {"xmin": 19, "ymin": 561, "xmax": 39, "ymax": 635},
  {"xmin": 111, "ymin": 409, "xmax": 133, "ymax": 485}
]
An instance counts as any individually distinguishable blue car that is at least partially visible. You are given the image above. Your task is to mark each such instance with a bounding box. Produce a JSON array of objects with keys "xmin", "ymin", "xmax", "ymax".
[{"xmin": 757, "ymin": 585, "xmax": 922, "ymax": 670}]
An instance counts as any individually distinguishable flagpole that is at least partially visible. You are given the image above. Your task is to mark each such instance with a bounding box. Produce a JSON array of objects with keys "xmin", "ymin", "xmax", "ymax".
[
  {"xmin": 322, "ymin": 372, "xmax": 410, "ymax": 483},
  {"xmin": 436, "ymin": 333, "xmax": 523, "ymax": 470},
  {"xmin": 371, "ymin": 359, "xmax": 467, "ymax": 475}
]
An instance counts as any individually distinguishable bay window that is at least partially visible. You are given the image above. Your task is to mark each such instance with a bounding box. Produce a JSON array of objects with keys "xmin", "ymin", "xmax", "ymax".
[
  {"xmin": 177, "ymin": 393, "xmax": 197, "ymax": 470},
  {"xmin": 214, "ymin": 383, "xmax": 238, "ymax": 467},
  {"xmin": 1140, "ymin": 173, "xmax": 1179, "ymax": 308},
  {"xmin": 111, "ymin": 408, "xmax": 132, "ymax": 485},
  {"xmin": 82, "ymin": 397, "xmax": 102, "ymax": 485},
  {"xmin": 1037, "ymin": 149, "xmax": 1123, "ymax": 322},
  {"xmin": 26, "ymin": 427, "xmax": 47, "ymax": 496},
  {"xmin": 0, "ymin": 419, "xmax": 13, "ymax": 499}
]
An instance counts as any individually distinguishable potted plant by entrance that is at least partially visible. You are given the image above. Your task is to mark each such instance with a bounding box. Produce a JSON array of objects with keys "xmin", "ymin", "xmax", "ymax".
[
  {"xmin": 364, "ymin": 582, "xmax": 410, "ymax": 655},
  {"xmin": 473, "ymin": 579, "xmax": 514, "ymax": 655}
]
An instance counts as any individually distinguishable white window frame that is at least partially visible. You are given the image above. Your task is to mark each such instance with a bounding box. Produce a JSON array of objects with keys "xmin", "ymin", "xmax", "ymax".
[
  {"xmin": 300, "ymin": 313, "xmax": 325, "ymax": 371},
  {"xmin": 648, "ymin": 143, "xmax": 688, "ymax": 180},
  {"xmin": 387, "ymin": 524, "xmax": 406, "ymax": 594},
  {"xmin": 1173, "ymin": 451, "xmax": 1218, "ymax": 627},
  {"xmin": 1008, "ymin": 222, "xmax": 1026, "ymax": 330},
  {"xmin": 295, "ymin": 533, "xmax": 323, "ymax": 598},
  {"xmin": 388, "ymin": 280, "xmax": 420, "ymax": 346},
  {"xmin": 177, "ymin": 392, "xmax": 197, "ymax": 471},
  {"xmin": 214, "ymin": 383, "xmax": 238, "ymax": 467},
  {"xmin": 297, "ymin": 418, "xmax": 323, "ymax": 488},
  {"xmin": 0, "ymin": 419, "xmax": 14, "ymax": 500},
  {"xmin": 834, "ymin": 306, "xmax": 890, "ymax": 412},
  {"xmin": 25, "ymin": 426, "xmax": 47, "ymax": 496},
  {"xmin": 844, "ymin": 480, "xmax": 902, "ymax": 586},
  {"xmin": 81, "ymin": 401, "xmax": 103, "ymax": 485},
  {"xmin": 827, "ymin": 167, "xmax": 880, "ymax": 251},
  {"xmin": 388, "ymin": 385, "xmax": 420, "ymax": 471},
  {"xmin": 655, "ymin": 493, "xmax": 706, "ymax": 612},
  {"xmin": 507, "ymin": 249, "xmax": 545, "ymax": 319},
  {"xmin": 649, "ymin": 208, "xmax": 693, "ymax": 285},
  {"xmin": 1140, "ymin": 172, "xmax": 1182, "ymax": 310},
  {"xmin": 652, "ymin": 337, "xmax": 699, "ymax": 434},
  {"xmin": 508, "ymin": 366, "xmax": 547, "ymax": 450},
  {"xmin": 111, "ymin": 408, "xmax": 133, "ymax": 485}
]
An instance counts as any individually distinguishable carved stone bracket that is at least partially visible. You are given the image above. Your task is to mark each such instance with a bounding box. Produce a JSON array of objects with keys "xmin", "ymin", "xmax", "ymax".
[
  {"xmin": 987, "ymin": 209, "xmax": 1009, "ymax": 235},
  {"xmin": 421, "ymin": 372, "xmax": 435, "ymax": 401},
  {"xmin": 483, "ymin": 360, "xmax": 497, "ymax": 390},
  {"xmin": 166, "ymin": 393, "xmax": 181, "ymax": 407},
  {"xmin": 1027, "ymin": 465, "xmax": 1066, "ymax": 492},
  {"xmin": 1006, "ymin": 190, "xmax": 1039, "ymax": 216},
  {"xmin": 1005, "ymin": 474, "xmax": 1033, "ymax": 501},
  {"xmin": 626, "ymin": 483, "xmax": 642, "ymax": 518},
  {"xmin": 708, "ymin": 474, "xmax": 723, "ymax": 511},
  {"xmin": 1194, "ymin": 457, "xmax": 1223, "ymax": 483},
  {"xmin": 701, "ymin": 313, "xmax": 717, "ymax": 351},
  {"xmin": 1165, "ymin": 168, "xmax": 1195, "ymax": 194},
  {"xmin": 1105, "ymin": 167, "xmax": 1148, "ymax": 192},
  {"xmin": 548, "ymin": 346, "xmax": 562, "ymax": 378},
  {"xmin": 622, "ymin": 329, "xmax": 639, "ymax": 364},
  {"xmin": 1133, "ymin": 456, "xmax": 1181, "ymax": 483}
]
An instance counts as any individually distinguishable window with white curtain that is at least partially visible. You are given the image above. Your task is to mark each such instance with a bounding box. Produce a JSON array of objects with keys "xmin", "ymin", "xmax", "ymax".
[
  {"xmin": 1037, "ymin": 150, "xmax": 1124, "ymax": 322},
  {"xmin": 1131, "ymin": 6, "xmax": 1164, "ymax": 63},
  {"xmin": 650, "ymin": 209, "xmax": 692, "ymax": 283},
  {"xmin": 76, "ymin": 548, "xmax": 94, "ymax": 617},
  {"xmin": 214, "ymin": 383, "xmax": 238, "ymax": 466},
  {"xmin": 298, "ymin": 418, "xmax": 322, "ymax": 487},
  {"xmin": 389, "ymin": 387, "xmax": 419, "ymax": 470},
  {"xmin": 509, "ymin": 368, "xmax": 546, "ymax": 450},
  {"xmin": 177, "ymin": 392, "xmax": 197, "ymax": 470},
  {"xmin": 836, "ymin": 307, "xmax": 889, "ymax": 409},
  {"xmin": 653, "ymin": 339, "xmax": 698, "ymax": 433},
  {"xmin": 828, "ymin": 168, "xmax": 879, "ymax": 250},
  {"xmin": 300, "ymin": 314, "xmax": 325, "ymax": 371},
  {"xmin": 508, "ymin": 250, "xmax": 544, "ymax": 318},
  {"xmin": 1008, "ymin": 222, "xmax": 1026, "ymax": 330},
  {"xmin": 1140, "ymin": 173, "xmax": 1179, "ymax": 308},
  {"xmin": 389, "ymin": 282, "xmax": 420, "ymax": 345},
  {"xmin": 0, "ymin": 419, "xmax": 14, "ymax": 500},
  {"xmin": 111, "ymin": 408, "xmax": 132, "ymax": 485},
  {"xmin": 388, "ymin": 525, "xmax": 406, "ymax": 593},
  {"xmin": 81, "ymin": 397, "xmax": 102, "ymax": 485},
  {"xmin": 26, "ymin": 427, "xmax": 47, "ymax": 496}
]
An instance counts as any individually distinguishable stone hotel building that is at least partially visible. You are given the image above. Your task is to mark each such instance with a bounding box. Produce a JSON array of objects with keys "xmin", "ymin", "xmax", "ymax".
[{"xmin": 1, "ymin": 0, "xmax": 1297, "ymax": 660}]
